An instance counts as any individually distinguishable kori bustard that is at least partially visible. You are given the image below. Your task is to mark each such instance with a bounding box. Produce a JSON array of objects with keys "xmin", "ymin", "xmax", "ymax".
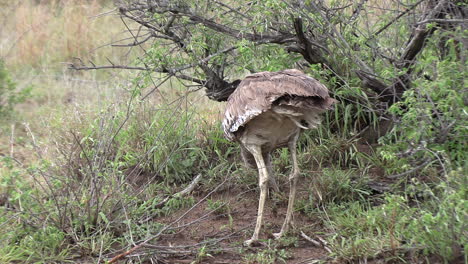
[{"xmin": 222, "ymin": 69, "xmax": 336, "ymax": 246}]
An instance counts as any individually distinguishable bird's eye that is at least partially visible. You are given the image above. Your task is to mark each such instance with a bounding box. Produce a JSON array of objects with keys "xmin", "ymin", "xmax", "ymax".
[{"xmin": 300, "ymin": 119, "xmax": 309, "ymax": 127}]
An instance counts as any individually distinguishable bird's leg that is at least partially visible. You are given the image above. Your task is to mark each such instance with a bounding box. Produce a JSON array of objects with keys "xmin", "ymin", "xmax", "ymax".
[
  {"xmin": 244, "ymin": 144, "xmax": 269, "ymax": 247},
  {"xmin": 274, "ymin": 133, "xmax": 300, "ymax": 240},
  {"xmin": 264, "ymin": 153, "xmax": 280, "ymax": 193}
]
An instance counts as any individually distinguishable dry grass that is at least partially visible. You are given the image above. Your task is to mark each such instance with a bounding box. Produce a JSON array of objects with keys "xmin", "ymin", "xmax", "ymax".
[
  {"xmin": 0, "ymin": 0, "xmax": 222, "ymax": 114},
  {"xmin": 0, "ymin": 0, "xmax": 141, "ymax": 164},
  {"xmin": 0, "ymin": 0, "xmax": 133, "ymax": 70},
  {"xmin": 0, "ymin": 0, "xmax": 140, "ymax": 121}
]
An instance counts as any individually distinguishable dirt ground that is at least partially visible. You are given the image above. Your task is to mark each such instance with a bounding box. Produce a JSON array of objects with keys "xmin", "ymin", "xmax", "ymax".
[{"xmin": 155, "ymin": 184, "xmax": 329, "ymax": 264}]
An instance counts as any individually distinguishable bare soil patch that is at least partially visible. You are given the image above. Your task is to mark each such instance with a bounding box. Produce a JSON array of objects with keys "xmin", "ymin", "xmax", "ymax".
[{"xmin": 153, "ymin": 183, "xmax": 329, "ymax": 264}]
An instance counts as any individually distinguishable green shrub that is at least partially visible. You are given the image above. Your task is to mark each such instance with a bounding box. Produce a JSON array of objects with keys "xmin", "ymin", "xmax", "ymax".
[
  {"xmin": 0, "ymin": 157, "xmax": 74, "ymax": 263},
  {"xmin": 380, "ymin": 29, "xmax": 467, "ymax": 173},
  {"xmin": 0, "ymin": 95, "xmax": 236, "ymax": 262},
  {"xmin": 321, "ymin": 169, "xmax": 466, "ymax": 263},
  {"xmin": 321, "ymin": 197, "xmax": 410, "ymax": 262},
  {"xmin": 403, "ymin": 169, "xmax": 467, "ymax": 262},
  {"xmin": 0, "ymin": 59, "xmax": 31, "ymax": 119},
  {"xmin": 297, "ymin": 168, "xmax": 371, "ymax": 216}
]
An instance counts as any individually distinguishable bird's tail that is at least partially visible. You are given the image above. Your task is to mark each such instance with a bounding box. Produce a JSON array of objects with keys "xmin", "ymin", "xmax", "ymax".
[{"xmin": 272, "ymin": 105, "xmax": 322, "ymax": 129}]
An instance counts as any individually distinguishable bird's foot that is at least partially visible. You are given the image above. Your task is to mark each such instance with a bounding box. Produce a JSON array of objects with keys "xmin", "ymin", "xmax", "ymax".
[
  {"xmin": 243, "ymin": 238, "xmax": 263, "ymax": 247},
  {"xmin": 273, "ymin": 231, "xmax": 284, "ymax": 240}
]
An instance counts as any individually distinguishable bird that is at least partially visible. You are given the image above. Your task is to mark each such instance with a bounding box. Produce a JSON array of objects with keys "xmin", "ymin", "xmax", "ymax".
[{"xmin": 222, "ymin": 69, "xmax": 336, "ymax": 246}]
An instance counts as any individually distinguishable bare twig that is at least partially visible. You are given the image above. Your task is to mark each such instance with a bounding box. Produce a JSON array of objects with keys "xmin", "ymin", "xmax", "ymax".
[
  {"xmin": 213, "ymin": 0, "xmax": 252, "ymax": 19},
  {"xmin": 301, "ymin": 231, "xmax": 333, "ymax": 254},
  {"xmin": 9, "ymin": 124, "xmax": 14, "ymax": 157},
  {"xmin": 386, "ymin": 158, "xmax": 433, "ymax": 179},
  {"xmin": 111, "ymin": 33, "xmax": 153, "ymax": 47},
  {"xmin": 365, "ymin": 0, "xmax": 425, "ymax": 44},
  {"xmin": 316, "ymin": 236, "xmax": 333, "ymax": 254},
  {"xmin": 140, "ymin": 74, "xmax": 173, "ymax": 100},
  {"xmin": 138, "ymin": 173, "xmax": 204, "ymax": 223},
  {"xmin": 23, "ymin": 123, "xmax": 43, "ymax": 159},
  {"xmin": 348, "ymin": 0, "xmax": 367, "ymax": 24},
  {"xmin": 89, "ymin": 7, "xmax": 118, "ymax": 19},
  {"xmin": 417, "ymin": 18, "xmax": 468, "ymax": 25},
  {"xmin": 300, "ymin": 231, "xmax": 321, "ymax": 247}
]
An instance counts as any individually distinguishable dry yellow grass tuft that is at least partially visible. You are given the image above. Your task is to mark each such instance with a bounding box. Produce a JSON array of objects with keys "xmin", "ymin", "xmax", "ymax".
[
  {"xmin": 1, "ymin": 0, "xmax": 129, "ymax": 70},
  {"xmin": 0, "ymin": 1, "xmax": 138, "ymax": 161},
  {"xmin": 0, "ymin": 0, "xmax": 225, "ymax": 166}
]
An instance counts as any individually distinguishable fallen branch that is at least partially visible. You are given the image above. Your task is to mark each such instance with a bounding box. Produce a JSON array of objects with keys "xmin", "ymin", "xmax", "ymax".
[
  {"xmin": 300, "ymin": 231, "xmax": 333, "ymax": 254},
  {"xmin": 316, "ymin": 236, "xmax": 333, "ymax": 254},
  {"xmin": 139, "ymin": 173, "xmax": 203, "ymax": 223},
  {"xmin": 157, "ymin": 173, "xmax": 203, "ymax": 205},
  {"xmin": 300, "ymin": 231, "xmax": 321, "ymax": 247},
  {"xmin": 386, "ymin": 159, "xmax": 433, "ymax": 179}
]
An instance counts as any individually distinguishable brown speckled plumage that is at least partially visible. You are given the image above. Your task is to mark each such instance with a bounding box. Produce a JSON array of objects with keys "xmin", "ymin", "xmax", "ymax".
[
  {"xmin": 222, "ymin": 69, "xmax": 336, "ymax": 246},
  {"xmin": 223, "ymin": 69, "xmax": 335, "ymax": 141}
]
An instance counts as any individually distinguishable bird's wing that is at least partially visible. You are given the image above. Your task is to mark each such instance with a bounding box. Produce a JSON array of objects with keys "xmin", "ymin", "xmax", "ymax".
[{"xmin": 222, "ymin": 69, "xmax": 336, "ymax": 141}]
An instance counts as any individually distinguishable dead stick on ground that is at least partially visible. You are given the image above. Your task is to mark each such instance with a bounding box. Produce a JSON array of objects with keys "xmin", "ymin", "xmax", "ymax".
[
  {"xmin": 139, "ymin": 173, "xmax": 203, "ymax": 223},
  {"xmin": 300, "ymin": 231, "xmax": 332, "ymax": 254},
  {"xmin": 317, "ymin": 236, "xmax": 332, "ymax": 253},
  {"xmin": 300, "ymin": 231, "xmax": 321, "ymax": 247},
  {"xmin": 155, "ymin": 173, "xmax": 203, "ymax": 208}
]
